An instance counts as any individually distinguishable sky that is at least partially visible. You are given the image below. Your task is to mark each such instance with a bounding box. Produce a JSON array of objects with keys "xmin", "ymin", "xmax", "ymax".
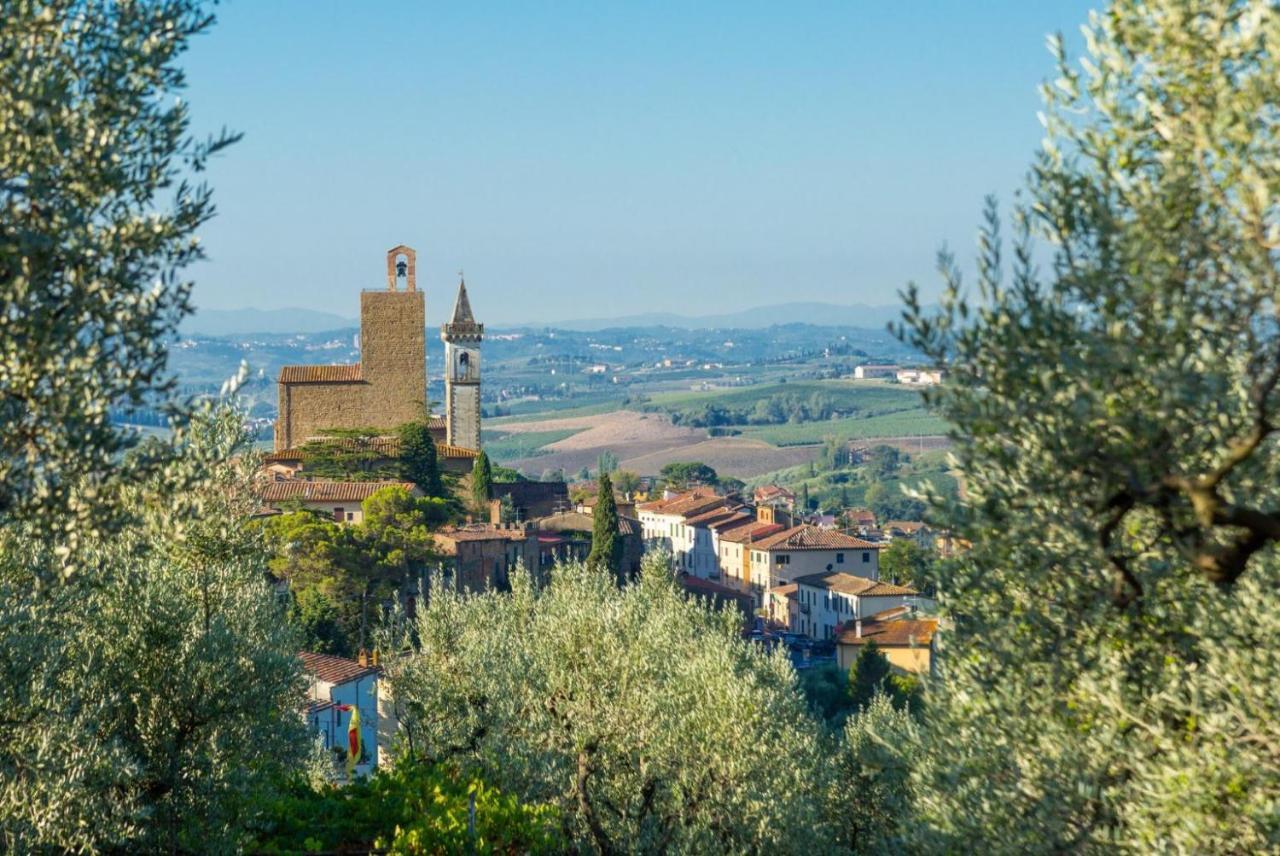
[{"xmin": 183, "ymin": 1, "xmax": 1097, "ymax": 327}]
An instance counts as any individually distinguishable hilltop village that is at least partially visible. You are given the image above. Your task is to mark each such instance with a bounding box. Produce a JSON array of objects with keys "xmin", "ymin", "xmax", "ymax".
[{"xmin": 257, "ymin": 245, "xmax": 948, "ymax": 776}]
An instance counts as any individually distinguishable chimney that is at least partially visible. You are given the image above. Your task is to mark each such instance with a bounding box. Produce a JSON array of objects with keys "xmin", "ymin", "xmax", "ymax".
[
  {"xmin": 855, "ymin": 618, "xmax": 862, "ymax": 639},
  {"xmin": 357, "ymin": 649, "xmax": 369, "ymax": 667},
  {"xmin": 371, "ymin": 649, "xmax": 380, "ymax": 667}
]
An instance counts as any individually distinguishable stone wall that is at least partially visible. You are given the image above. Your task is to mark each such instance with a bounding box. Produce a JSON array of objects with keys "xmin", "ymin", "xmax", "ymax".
[
  {"xmin": 275, "ymin": 286, "xmax": 427, "ymax": 451},
  {"xmin": 361, "ymin": 289, "xmax": 427, "ymax": 423},
  {"xmin": 446, "ymin": 382, "xmax": 481, "ymax": 450},
  {"xmin": 277, "ymin": 380, "xmax": 371, "ymax": 449}
]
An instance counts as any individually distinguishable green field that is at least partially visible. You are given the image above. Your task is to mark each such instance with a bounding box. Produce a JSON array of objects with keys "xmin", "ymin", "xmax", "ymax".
[
  {"xmin": 643, "ymin": 379, "xmax": 912, "ymax": 413},
  {"xmin": 486, "ymin": 393, "xmax": 626, "ymax": 422},
  {"xmin": 739, "ymin": 411, "xmax": 951, "ymax": 446},
  {"xmin": 481, "ymin": 428, "xmax": 583, "ymax": 462},
  {"xmin": 635, "ymin": 379, "xmax": 945, "ymax": 444}
]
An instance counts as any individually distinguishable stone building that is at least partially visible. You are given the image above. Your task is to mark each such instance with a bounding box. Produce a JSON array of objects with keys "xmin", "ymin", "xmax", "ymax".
[
  {"xmin": 441, "ymin": 279, "xmax": 483, "ymax": 450},
  {"xmin": 275, "ymin": 246, "xmax": 427, "ymax": 451},
  {"xmin": 432, "ymin": 523, "xmax": 538, "ymax": 592}
]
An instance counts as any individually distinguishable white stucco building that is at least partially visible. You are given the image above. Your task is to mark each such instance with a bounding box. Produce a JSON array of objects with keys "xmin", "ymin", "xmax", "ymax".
[
  {"xmin": 743, "ymin": 525, "xmax": 884, "ymax": 594},
  {"xmin": 791, "ymin": 573, "xmax": 922, "ymax": 640}
]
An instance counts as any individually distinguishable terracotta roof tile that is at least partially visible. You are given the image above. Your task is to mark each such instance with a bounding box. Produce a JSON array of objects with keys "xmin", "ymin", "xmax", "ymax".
[
  {"xmin": 259, "ymin": 480, "xmax": 415, "ymax": 503},
  {"xmin": 717, "ymin": 521, "xmax": 786, "ymax": 544},
  {"xmin": 837, "ymin": 618, "xmax": 938, "ymax": 648},
  {"xmin": 685, "ymin": 506, "xmax": 748, "ymax": 527},
  {"xmin": 279, "ymin": 364, "xmax": 364, "ymax": 384},
  {"xmin": 752, "ymin": 525, "xmax": 883, "ymax": 551},
  {"xmin": 536, "ymin": 511, "xmax": 638, "ymax": 536},
  {"xmin": 793, "ymin": 572, "xmax": 917, "ymax": 597},
  {"xmin": 264, "ymin": 436, "xmax": 401, "ymax": 463},
  {"xmin": 301, "ymin": 651, "xmax": 377, "ymax": 685},
  {"xmin": 637, "ymin": 489, "xmax": 725, "ymax": 517},
  {"xmin": 436, "ymin": 443, "xmax": 479, "ymax": 459},
  {"xmin": 435, "ymin": 524, "xmax": 532, "ymax": 544},
  {"xmin": 263, "ymin": 437, "xmax": 477, "ymax": 464}
]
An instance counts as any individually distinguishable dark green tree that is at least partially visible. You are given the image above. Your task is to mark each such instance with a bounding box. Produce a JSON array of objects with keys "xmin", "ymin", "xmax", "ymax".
[
  {"xmin": 292, "ymin": 587, "xmax": 350, "ymax": 657},
  {"xmin": 796, "ymin": 663, "xmax": 856, "ymax": 725},
  {"xmin": 471, "ymin": 450, "xmax": 493, "ymax": 511},
  {"xmin": 612, "ymin": 470, "xmax": 642, "ymax": 497},
  {"xmin": 398, "ymin": 421, "xmax": 443, "ymax": 496},
  {"xmin": 848, "ymin": 641, "xmax": 891, "ymax": 711},
  {"xmin": 587, "ymin": 472, "xmax": 623, "ymax": 581},
  {"xmin": 878, "ymin": 538, "xmax": 935, "ymax": 590},
  {"xmin": 659, "ymin": 461, "xmax": 718, "ymax": 489},
  {"xmin": 865, "ymin": 445, "xmax": 902, "ymax": 480}
]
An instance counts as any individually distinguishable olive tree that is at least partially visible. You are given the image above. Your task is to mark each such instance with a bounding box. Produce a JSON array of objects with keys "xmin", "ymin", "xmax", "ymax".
[
  {"xmin": 0, "ymin": 409, "xmax": 309, "ymax": 852},
  {"xmin": 380, "ymin": 555, "xmax": 845, "ymax": 853},
  {"xmin": 897, "ymin": 1, "xmax": 1280, "ymax": 850},
  {"xmin": 0, "ymin": 0, "xmax": 236, "ymax": 579}
]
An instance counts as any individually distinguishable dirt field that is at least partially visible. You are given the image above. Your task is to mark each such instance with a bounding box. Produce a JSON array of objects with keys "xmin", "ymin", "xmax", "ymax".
[
  {"xmin": 497, "ymin": 410, "xmax": 818, "ymax": 478},
  {"xmin": 496, "ymin": 409, "xmax": 949, "ymax": 479},
  {"xmin": 619, "ymin": 437, "xmax": 821, "ymax": 479}
]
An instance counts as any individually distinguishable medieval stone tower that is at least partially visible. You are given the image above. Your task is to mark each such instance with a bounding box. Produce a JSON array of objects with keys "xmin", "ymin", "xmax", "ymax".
[
  {"xmin": 441, "ymin": 278, "xmax": 483, "ymax": 451},
  {"xmin": 274, "ymin": 245, "xmax": 426, "ymax": 450}
]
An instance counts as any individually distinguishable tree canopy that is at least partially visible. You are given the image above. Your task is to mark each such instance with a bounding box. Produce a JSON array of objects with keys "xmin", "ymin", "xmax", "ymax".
[
  {"xmin": 895, "ymin": 0, "xmax": 1280, "ymax": 849},
  {"xmin": 586, "ymin": 472, "xmax": 623, "ymax": 581},
  {"xmin": 398, "ymin": 420, "xmax": 444, "ymax": 496},
  {"xmin": 659, "ymin": 461, "xmax": 719, "ymax": 489},
  {"xmin": 0, "ymin": 0, "xmax": 239, "ymax": 580},
  {"xmin": 471, "ymin": 450, "xmax": 494, "ymax": 511},
  {"xmin": 380, "ymin": 556, "xmax": 855, "ymax": 853}
]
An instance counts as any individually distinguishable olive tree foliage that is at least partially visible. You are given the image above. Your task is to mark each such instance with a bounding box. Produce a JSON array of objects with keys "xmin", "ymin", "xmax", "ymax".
[
  {"xmin": 0, "ymin": 0, "xmax": 236, "ymax": 578},
  {"xmin": 835, "ymin": 694, "xmax": 926, "ymax": 856},
  {"xmin": 895, "ymin": 1, "xmax": 1280, "ymax": 850},
  {"xmin": 0, "ymin": 409, "xmax": 310, "ymax": 853},
  {"xmin": 379, "ymin": 554, "xmax": 847, "ymax": 854}
]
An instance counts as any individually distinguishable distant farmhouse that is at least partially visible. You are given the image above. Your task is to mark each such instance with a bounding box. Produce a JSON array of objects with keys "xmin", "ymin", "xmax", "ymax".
[
  {"xmin": 271, "ymin": 245, "xmax": 483, "ymax": 464},
  {"xmin": 896, "ymin": 368, "xmax": 945, "ymax": 386},
  {"xmin": 852, "ymin": 364, "xmax": 899, "ymax": 380}
]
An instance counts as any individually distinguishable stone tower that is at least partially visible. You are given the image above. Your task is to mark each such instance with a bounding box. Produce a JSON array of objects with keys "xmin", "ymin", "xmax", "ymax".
[
  {"xmin": 274, "ymin": 245, "xmax": 426, "ymax": 450},
  {"xmin": 441, "ymin": 277, "xmax": 483, "ymax": 450}
]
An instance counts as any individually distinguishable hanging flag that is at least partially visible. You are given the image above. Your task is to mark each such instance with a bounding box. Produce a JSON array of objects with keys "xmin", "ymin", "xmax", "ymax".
[{"xmin": 346, "ymin": 704, "xmax": 362, "ymax": 776}]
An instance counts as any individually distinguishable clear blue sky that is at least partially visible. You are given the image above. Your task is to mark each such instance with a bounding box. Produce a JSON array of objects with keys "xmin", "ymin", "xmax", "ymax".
[{"xmin": 183, "ymin": 1, "xmax": 1096, "ymax": 326}]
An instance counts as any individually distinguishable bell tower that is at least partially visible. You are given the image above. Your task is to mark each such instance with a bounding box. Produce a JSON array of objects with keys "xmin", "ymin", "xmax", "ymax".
[{"xmin": 441, "ymin": 275, "xmax": 483, "ymax": 450}]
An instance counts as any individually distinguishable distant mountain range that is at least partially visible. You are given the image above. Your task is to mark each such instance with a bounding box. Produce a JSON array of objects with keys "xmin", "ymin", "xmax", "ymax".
[
  {"xmin": 181, "ymin": 307, "xmax": 356, "ymax": 336},
  {"xmin": 181, "ymin": 300, "xmax": 914, "ymax": 336},
  {"xmin": 529, "ymin": 302, "xmax": 912, "ymax": 332}
]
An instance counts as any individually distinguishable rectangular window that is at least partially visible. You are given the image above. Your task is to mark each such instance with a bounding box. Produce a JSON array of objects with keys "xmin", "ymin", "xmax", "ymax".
[
  {"xmin": 836, "ymin": 552, "xmax": 845, "ymax": 564},
  {"xmin": 862, "ymin": 551, "xmax": 871, "ymax": 563}
]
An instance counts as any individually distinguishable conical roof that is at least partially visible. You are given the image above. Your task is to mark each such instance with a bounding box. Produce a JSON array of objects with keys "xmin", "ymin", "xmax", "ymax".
[
  {"xmin": 441, "ymin": 276, "xmax": 484, "ymax": 341},
  {"xmin": 450, "ymin": 279, "xmax": 476, "ymax": 325}
]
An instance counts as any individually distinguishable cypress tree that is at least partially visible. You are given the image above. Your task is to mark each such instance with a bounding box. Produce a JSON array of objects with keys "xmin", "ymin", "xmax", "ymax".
[
  {"xmin": 587, "ymin": 472, "xmax": 623, "ymax": 581},
  {"xmin": 398, "ymin": 421, "xmax": 442, "ymax": 496},
  {"xmin": 848, "ymin": 640, "xmax": 891, "ymax": 711},
  {"xmin": 471, "ymin": 450, "xmax": 493, "ymax": 511}
]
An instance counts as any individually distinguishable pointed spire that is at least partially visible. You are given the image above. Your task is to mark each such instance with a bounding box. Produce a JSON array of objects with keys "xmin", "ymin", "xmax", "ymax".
[
  {"xmin": 441, "ymin": 272, "xmax": 483, "ymax": 343},
  {"xmin": 450, "ymin": 275, "xmax": 475, "ymax": 325}
]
